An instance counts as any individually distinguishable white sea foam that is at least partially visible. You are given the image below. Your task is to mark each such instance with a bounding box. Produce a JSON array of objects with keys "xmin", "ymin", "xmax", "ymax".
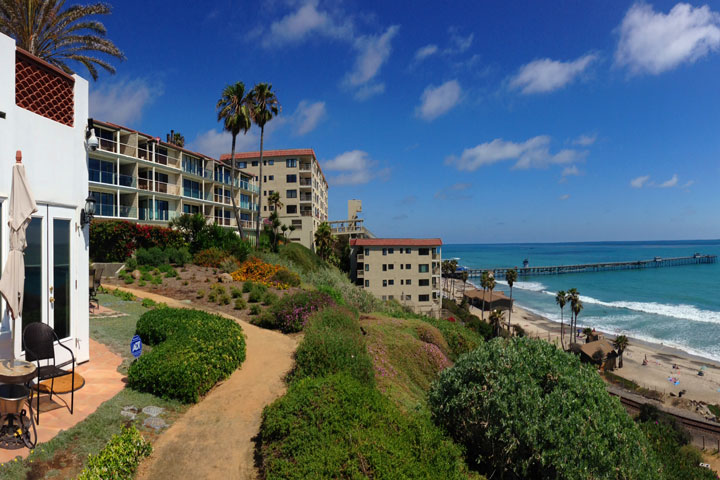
[
  {"xmin": 576, "ymin": 295, "xmax": 720, "ymax": 325},
  {"xmin": 496, "ymin": 279, "xmax": 547, "ymax": 292}
]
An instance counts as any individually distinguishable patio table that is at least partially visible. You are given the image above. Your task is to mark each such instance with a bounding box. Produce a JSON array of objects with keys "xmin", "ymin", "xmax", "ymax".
[{"xmin": 0, "ymin": 358, "xmax": 37, "ymax": 449}]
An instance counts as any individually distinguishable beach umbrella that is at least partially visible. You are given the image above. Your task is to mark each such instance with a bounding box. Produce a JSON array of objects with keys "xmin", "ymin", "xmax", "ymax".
[{"xmin": 0, "ymin": 151, "xmax": 38, "ymax": 355}]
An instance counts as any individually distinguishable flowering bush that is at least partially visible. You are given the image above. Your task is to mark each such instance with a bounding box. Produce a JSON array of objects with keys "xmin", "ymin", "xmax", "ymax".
[
  {"xmin": 90, "ymin": 220, "xmax": 185, "ymax": 262},
  {"xmin": 231, "ymin": 257, "xmax": 296, "ymax": 289},
  {"xmin": 193, "ymin": 247, "xmax": 233, "ymax": 268},
  {"xmin": 253, "ymin": 291, "xmax": 335, "ymax": 333}
]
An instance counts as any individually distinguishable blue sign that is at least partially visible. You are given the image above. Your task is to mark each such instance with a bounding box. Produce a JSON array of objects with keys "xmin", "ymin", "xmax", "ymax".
[{"xmin": 131, "ymin": 335, "xmax": 142, "ymax": 358}]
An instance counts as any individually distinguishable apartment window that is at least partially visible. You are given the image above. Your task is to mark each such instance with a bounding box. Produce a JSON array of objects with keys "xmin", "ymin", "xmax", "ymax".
[
  {"xmin": 264, "ymin": 206, "xmax": 267, "ymax": 211},
  {"xmin": 400, "ymin": 280, "xmax": 404, "ymax": 285},
  {"xmin": 263, "ymin": 191, "xmax": 267, "ymax": 196},
  {"xmin": 388, "ymin": 280, "xmax": 394, "ymax": 286},
  {"xmin": 406, "ymin": 279, "xmax": 411, "ymax": 285},
  {"xmin": 182, "ymin": 154, "xmax": 203, "ymax": 176},
  {"xmin": 419, "ymin": 279, "xmax": 430, "ymax": 286},
  {"xmin": 419, "ymin": 294, "xmax": 430, "ymax": 302},
  {"xmin": 155, "ymin": 200, "xmax": 169, "ymax": 221},
  {"xmin": 405, "ymin": 295, "xmax": 411, "ymax": 301},
  {"xmin": 364, "ymin": 248, "xmax": 369, "ymax": 256},
  {"xmin": 183, "ymin": 179, "xmax": 201, "ymax": 199},
  {"xmin": 269, "ymin": 175, "xmax": 274, "ymax": 180},
  {"xmin": 388, "ymin": 264, "xmax": 394, "ymax": 270},
  {"xmin": 88, "ymin": 158, "xmax": 115, "ymax": 184},
  {"xmin": 286, "ymin": 190, "xmax": 297, "ymax": 198},
  {"xmin": 419, "ymin": 248, "xmax": 430, "ymax": 255},
  {"xmin": 252, "ymin": 161, "xmax": 259, "ymax": 167},
  {"xmin": 400, "ymin": 264, "xmax": 404, "ymax": 270},
  {"xmin": 389, "ymin": 295, "xmax": 394, "ymax": 300},
  {"xmin": 364, "ymin": 264, "xmax": 369, "ymax": 271},
  {"xmin": 406, "ymin": 248, "xmax": 412, "ymax": 254},
  {"xmin": 268, "ymin": 159, "xmax": 274, "ymax": 165},
  {"xmin": 95, "ymin": 191, "xmax": 115, "ymax": 216},
  {"xmin": 286, "ymin": 205, "xmax": 297, "ymax": 214},
  {"xmin": 263, "ymin": 176, "xmax": 267, "ymax": 182},
  {"xmin": 365, "ymin": 280, "xmax": 369, "ymax": 288},
  {"xmin": 419, "ymin": 264, "xmax": 429, "ymax": 273},
  {"xmin": 237, "ymin": 161, "xmax": 247, "ymax": 169},
  {"xmin": 286, "ymin": 158, "xmax": 297, "ymax": 168},
  {"xmin": 406, "ymin": 264, "xmax": 411, "ymax": 269},
  {"xmin": 287, "ymin": 174, "xmax": 297, "ymax": 183},
  {"xmin": 383, "ymin": 280, "xmax": 387, "ymax": 287},
  {"xmin": 383, "ymin": 264, "xmax": 387, "ymax": 272},
  {"xmin": 382, "ymin": 296, "xmax": 387, "ymax": 301},
  {"xmin": 183, "ymin": 204, "xmax": 200, "ymax": 215},
  {"xmin": 388, "ymin": 248, "xmax": 394, "ymax": 254},
  {"xmin": 382, "ymin": 248, "xmax": 387, "ymax": 256}
]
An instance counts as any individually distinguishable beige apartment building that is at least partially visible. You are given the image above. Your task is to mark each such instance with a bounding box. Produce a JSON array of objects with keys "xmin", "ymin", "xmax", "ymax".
[
  {"xmin": 88, "ymin": 120, "xmax": 259, "ymax": 235},
  {"xmin": 350, "ymin": 238, "xmax": 442, "ymax": 318},
  {"xmin": 222, "ymin": 149, "xmax": 329, "ymax": 249}
]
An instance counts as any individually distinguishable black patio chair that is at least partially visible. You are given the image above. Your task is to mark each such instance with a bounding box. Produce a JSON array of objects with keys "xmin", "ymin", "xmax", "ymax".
[
  {"xmin": 89, "ymin": 266, "xmax": 103, "ymax": 309},
  {"xmin": 22, "ymin": 323, "xmax": 76, "ymax": 424}
]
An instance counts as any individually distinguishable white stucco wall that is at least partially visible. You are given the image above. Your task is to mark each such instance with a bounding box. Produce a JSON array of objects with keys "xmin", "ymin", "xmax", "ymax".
[{"xmin": 0, "ymin": 33, "xmax": 90, "ymax": 363}]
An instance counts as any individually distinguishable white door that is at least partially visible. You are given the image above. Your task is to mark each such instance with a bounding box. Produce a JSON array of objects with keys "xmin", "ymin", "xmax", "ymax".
[{"xmin": 18, "ymin": 205, "xmax": 75, "ymax": 360}]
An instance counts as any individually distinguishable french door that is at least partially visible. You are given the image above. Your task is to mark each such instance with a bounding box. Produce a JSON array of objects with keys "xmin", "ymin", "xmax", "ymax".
[{"xmin": 20, "ymin": 205, "xmax": 74, "ymax": 357}]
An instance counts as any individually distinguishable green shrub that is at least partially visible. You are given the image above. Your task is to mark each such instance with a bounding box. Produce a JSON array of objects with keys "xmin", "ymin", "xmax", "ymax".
[
  {"xmin": 138, "ymin": 280, "xmax": 146, "ymax": 287},
  {"xmin": 267, "ymin": 291, "xmax": 335, "ymax": 333},
  {"xmin": 141, "ymin": 298, "xmax": 157, "ymax": 309},
  {"xmin": 316, "ymin": 284, "xmax": 344, "ymax": 305},
  {"xmin": 135, "ymin": 247, "xmax": 169, "ymax": 267},
  {"xmin": 249, "ymin": 304, "xmax": 262, "ymax": 315},
  {"xmin": 259, "ymin": 373, "xmax": 470, "ymax": 480},
  {"xmin": 234, "ymin": 297, "xmax": 247, "ymax": 310},
  {"xmin": 639, "ymin": 417, "xmax": 715, "ymax": 479},
  {"xmin": 262, "ymin": 291, "xmax": 278, "ymax": 306},
  {"xmin": 140, "ymin": 271, "xmax": 152, "ymax": 282},
  {"xmin": 194, "ymin": 223, "xmax": 252, "ymax": 262},
  {"xmin": 219, "ymin": 258, "xmax": 239, "ymax": 273},
  {"xmin": 291, "ymin": 308, "xmax": 374, "ymax": 385},
  {"xmin": 219, "ymin": 293, "xmax": 231, "ymax": 305},
  {"xmin": 269, "ymin": 268, "xmax": 301, "ymax": 287},
  {"xmin": 124, "ymin": 257, "xmax": 138, "ymax": 271},
  {"xmin": 277, "ymin": 243, "xmax": 326, "ymax": 273},
  {"xmin": 242, "ymin": 281, "xmax": 254, "ymax": 293},
  {"xmin": 193, "ymin": 247, "xmax": 228, "ymax": 268},
  {"xmin": 420, "ymin": 316, "xmax": 484, "ymax": 360},
  {"xmin": 151, "ymin": 276, "xmax": 162, "ymax": 285},
  {"xmin": 89, "ymin": 220, "xmax": 185, "ymax": 262},
  {"xmin": 416, "ymin": 324, "xmax": 451, "ymax": 357},
  {"xmin": 76, "ymin": 425, "xmax": 151, "ymax": 480},
  {"xmin": 128, "ymin": 308, "xmax": 246, "ymax": 403},
  {"xmin": 103, "ymin": 287, "xmax": 136, "ymax": 301},
  {"xmin": 428, "ymin": 337, "xmax": 660, "ymax": 478},
  {"xmin": 123, "ymin": 276, "xmax": 135, "ymax": 285},
  {"xmin": 165, "ymin": 246, "xmax": 192, "ymax": 266},
  {"xmin": 247, "ymin": 289, "xmax": 263, "ymax": 303},
  {"xmin": 196, "ymin": 290, "xmax": 205, "ymax": 299},
  {"xmin": 230, "ymin": 286, "xmax": 243, "ymax": 298}
]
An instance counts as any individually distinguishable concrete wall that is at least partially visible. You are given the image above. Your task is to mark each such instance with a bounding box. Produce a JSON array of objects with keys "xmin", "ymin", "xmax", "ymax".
[{"xmin": 0, "ymin": 33, "xmax": 90, "ymax": 362}]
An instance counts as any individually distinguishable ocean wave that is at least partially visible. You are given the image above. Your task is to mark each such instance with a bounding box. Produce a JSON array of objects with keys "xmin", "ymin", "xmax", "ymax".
[
  {"xmin": 496, "ymin": 279, "xmax": 547, "ymax": 292},
  {"xmin": 576, "ymin": 295, "xmax": 720, "ymax": 325}
]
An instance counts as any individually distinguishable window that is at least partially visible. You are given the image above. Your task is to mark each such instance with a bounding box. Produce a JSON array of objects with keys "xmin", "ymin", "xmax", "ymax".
[
  {"xmin": 399, "ymin": 249, "xmax": 403, "ymax": 254},
  {"xmin": 406, "ymin": 248, "xmax": 412, "ymax": 254},
  {"xmin": 286, "ymin": 205, "xmax": 297, "ymax": 214},
  {"xmin": 400, "ymin": 280, "xmax": 404, "ymax": 285},
  {"xmin": 155, "ymin": 200, "xmax": 169, "ymax": 221},
  {"xmin": 389, "ymin": 295, "xmax": 395, "ymax": 300},
  {"xmin": 364, "ymin": 264, "xmax": 369, "ymax": 271},
  {"xmin": 382, "ymin": 296, "xmax": 387, "ymax": 301},
  {"xmin": 383, "ymin": 264, "xmax": 387, "ymax": 271},
  {"xmin": 388, "ymin": 264, "xmax": 394, "ymax": 270},
  {"xmin": 286, "ymin": 190, "xmax": 297, "ymax": 198},
  {"xmin": 405, "ymin": 295, "xmax": 411, "ymax": 301},
  {"xmin": 383, "ymin": 280, "xmax": 387, "ymax": 287},
  {"xmin": 183, "ymin": 204, "xmax": 200, "ymax": 215},
  {"xmin": 388, "ymin": 280, "xmax": 394, "ymax": 286},
  {"xmin": 419, "ymin": 248, "xmax": 430, "ymax": 255},
  {"xmin": 286, "ymin": 158, "xmax": 297, "ymax": 168},
  {"xmin": 419, "ymin": 279, "xmax": 430, "ymax": 286},
  {"xmin": 419, "ymin": 294, "xmax": 430, "ymax": 302},
  {"xmin": 263, "ymin": 176, "xmax": 266, "ymax": 182},
  {"xmin": 364, "ymin": 280, "xmax": 369, "ymax": 287},
  {"xmin": 237, "ymin": 161, "xmax": 247, "ymax": 169},
  {"xmin": 88, "ymin": 158, "xmax": 115, "ymax": 184},
  {"xmin": 268, "ymin": 159, "xmax": 274, "ymax": 165},
  {"xmin": 388, "ymin": 248, "xmax": 394, "ymax": 254},
  {"xmin": 183, "ymin": 179, "xmax": 201, "ymax": 199},
  {"xmin": 182, "ymin": 154, "xmax": 203, "ymax": 176},
  {"xmin": 382, "ymin": 248, "xmax": 387, "ymax": 256},
  {"xmin": 364, "ymin": 248, "xmax": 369, "ymax": 256},
  {"xmin": 419, "ymin": 264, "xmax": 429, "ymax": 273},
  {"xmin": 400, "ymin": 264, "xmax": 404, "ymax": 270},
  {"xmin": 406, "ymin": 264, "xmax": 411, "ymax": 269},
  {"xmin": 269, "ymin": 175, "xmax": 274, "ymax": 180},
  {"xmin": 406, "ymin": 279, "xmax": 411, "ymax": 285},
  {"xmin": 252, "ymin": 161, "xmax": 259, "ymax": 167},
  {"xmin": 95, "ymin": 191, "xmax": 115, "ymax": 216},
  {"xmin": 286, "ymin": 174, "xmax": 297, "ymax": 183}
]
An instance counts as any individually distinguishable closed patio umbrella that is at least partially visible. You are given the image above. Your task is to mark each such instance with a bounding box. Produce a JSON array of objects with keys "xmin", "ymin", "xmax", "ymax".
[{"xmin": 0, "ymin": 152, "xmax": 38, "ymax": 354}]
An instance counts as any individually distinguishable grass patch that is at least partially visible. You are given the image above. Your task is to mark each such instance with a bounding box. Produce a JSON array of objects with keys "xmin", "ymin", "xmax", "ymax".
[
  {"xmin": 603, "ymin": 371, "xmax": 664, "ymax": 401},
  {"xmin": 708, "ymin": 404, "xmax": 720, "ymax": 418}
]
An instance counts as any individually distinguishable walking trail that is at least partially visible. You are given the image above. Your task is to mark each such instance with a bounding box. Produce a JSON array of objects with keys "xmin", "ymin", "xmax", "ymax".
[{"xmin": 116, "ymin": 287, "xmax": 298, "ymax": 480}]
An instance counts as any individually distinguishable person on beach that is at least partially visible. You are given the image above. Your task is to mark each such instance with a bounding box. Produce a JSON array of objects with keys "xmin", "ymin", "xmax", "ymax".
[{"xmin": 642, "ymin": 354, "xmax": 648, "ymax": 366}]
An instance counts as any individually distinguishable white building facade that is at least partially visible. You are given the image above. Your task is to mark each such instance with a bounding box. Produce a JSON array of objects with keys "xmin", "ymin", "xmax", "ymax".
[{"xmin": 0, "ymin": 34, "xmax": 90, "ymax": 363}]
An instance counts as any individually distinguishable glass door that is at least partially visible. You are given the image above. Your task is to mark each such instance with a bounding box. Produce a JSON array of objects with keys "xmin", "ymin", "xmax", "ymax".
[
  {"xmin": 48, "ymin": 206, "xmax": 73, "ymax": 340},
  {"xmin": 21, "ymin": 213, "xmax": 47, "ymax": 337}
]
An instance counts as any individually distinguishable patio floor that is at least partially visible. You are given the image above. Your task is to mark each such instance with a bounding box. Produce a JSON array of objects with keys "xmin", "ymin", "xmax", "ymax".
[{"xmin": 0, "ymin": 339, "xmax": 124, "ymax": 463}]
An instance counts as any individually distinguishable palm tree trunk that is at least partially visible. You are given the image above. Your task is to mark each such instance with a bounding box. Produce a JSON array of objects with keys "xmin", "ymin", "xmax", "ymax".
[
  {"xmin": 481, "ymin": 288, "xmax": 486, "ymax": 321},
  {"xmin": 228, "ymin": 135, "xmax": 245, "ymax": 240},
  {"xmin": 507, "ymin": 286, "xmax": 513, "ymax": 331},
  {"xmin": 560, "ymin": 308, "xmax": 565, "ymax": 350},
  {"xmin": 255, "ymin": 126, "xmax": 265, "ymax": 247}
]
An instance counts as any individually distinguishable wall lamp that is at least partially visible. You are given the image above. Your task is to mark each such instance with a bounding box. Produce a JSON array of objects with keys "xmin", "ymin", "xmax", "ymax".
[{"xmin": 80, "ymin": 193, "xmax": 96, "ymax": 227}]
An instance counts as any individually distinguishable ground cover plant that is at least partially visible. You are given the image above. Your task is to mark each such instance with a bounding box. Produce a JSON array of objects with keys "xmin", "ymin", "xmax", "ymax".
[
  {"xmin": 428, "ymin": 337, "xmax": 661, "ymax": 479},
  {"xmin": 128, "ymin": 308, "xmax": 246, "ymax": 403},
  {"xmin": 252, "ymin": 290, "xmax": 335, "ymax": 333},
  {"xmin": 231, "ymin": 257, "xmax": 299, "ymax": 289},
  {"xmin": 76, "ymin": 425, "xmax": 152, "ymax": 480}
]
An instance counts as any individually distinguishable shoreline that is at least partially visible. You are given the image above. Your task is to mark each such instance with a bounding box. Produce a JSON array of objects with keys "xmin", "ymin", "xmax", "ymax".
[{"xmin": 448, "ymin": 280, "xmax": 720, "ymax": 408}]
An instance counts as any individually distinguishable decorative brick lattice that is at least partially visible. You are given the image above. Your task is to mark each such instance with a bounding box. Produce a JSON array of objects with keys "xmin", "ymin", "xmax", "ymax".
[{"xmin": 15, "ymin": 49, "xmax": 75, "ymax": 127}]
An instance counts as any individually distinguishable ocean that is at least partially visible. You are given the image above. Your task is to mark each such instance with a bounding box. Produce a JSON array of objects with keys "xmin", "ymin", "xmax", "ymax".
[{"xmin": 443, "ymin": 240, "xmax": 720, "ymax": 362}]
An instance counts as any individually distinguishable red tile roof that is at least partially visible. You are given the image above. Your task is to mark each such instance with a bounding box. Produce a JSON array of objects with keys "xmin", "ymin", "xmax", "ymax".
[
  {"xmin": 350, "ymin": 238, "xmax": 442, "ymax": 247},
  {"xmin": 15, "ymin": 48, "xmax": 75, "ymax": 127},
  {"xmin": 220, "ymin": 149, "xmax": 316, "ymax": 161}
]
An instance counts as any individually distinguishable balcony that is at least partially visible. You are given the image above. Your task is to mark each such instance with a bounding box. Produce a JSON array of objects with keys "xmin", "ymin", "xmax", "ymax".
[
  {"xmin": 214, "ymin": 194, "xmax": 232, "ymax": 205},
  {"xmin": 96, "ymin": 204, "xmax": 137, "ymax": 219},
  {"xmin": 88, "ymin": 169, "xmax": 137, "ymax": 188},
  {"xmin": 357, "ymin": 270, "xmax": 364, "ymax": 277},
  {"xmin": 300, "ymin": 210, "xmax": 312, "ymax": 217},
  {"xmin": 357, "ymin": 254, "xmax": 364, "ymax": 261},
  {"xmin": 299, "ymin": 193, "xmax": 312, "ymax": 202},
  {"xmin": 299, "ymin": 178, "xmax": 312, "ymax": 187},
  {"xmin": 139, "ymin": 209, "xmax": 179, "ymax": 221},
  {"xmin": 299, "ymin": 163, "xmax": 312, "ymax": 171},
  {"xmin": 183, "ymin": 166, "xmax": 205, "ymax": 178},
  {"xmin": 214, "ymin": 217, "xmax": 234, "ymax": 227},
  {"xmin": 138, "ymin": 178, "xmax": 180, "ymax": 196}
]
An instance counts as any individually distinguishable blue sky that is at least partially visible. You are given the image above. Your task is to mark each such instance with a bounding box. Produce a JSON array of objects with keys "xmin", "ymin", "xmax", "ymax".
[{"xmin": 88, "ymin": 1, "xmax": 720, "ymax": 243}]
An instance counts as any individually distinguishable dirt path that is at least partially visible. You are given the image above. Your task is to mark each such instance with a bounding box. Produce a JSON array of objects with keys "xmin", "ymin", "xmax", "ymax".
[{"xmin": 115, "ymin": 287, "xmax": 298, "ymax": 480}]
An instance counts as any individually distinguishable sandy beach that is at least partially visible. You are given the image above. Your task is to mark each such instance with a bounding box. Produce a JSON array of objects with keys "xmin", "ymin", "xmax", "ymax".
[{"xmin": 447, "ymin": 280, "xmax": 720, "ymax": 412}]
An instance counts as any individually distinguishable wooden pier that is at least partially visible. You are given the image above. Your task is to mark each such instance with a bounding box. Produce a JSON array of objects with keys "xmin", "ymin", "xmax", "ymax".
[{"xmin": 464, "ymin": 254, "xmax": 717, "ymax": 278}]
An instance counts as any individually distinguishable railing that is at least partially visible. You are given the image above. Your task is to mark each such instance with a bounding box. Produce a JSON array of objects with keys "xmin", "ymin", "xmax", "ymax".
[
  {"xmin": 299, "ymin": 163, "xmax": 312, "ymax": 171},
  {"xmin": 95, "ymin": 204, "xmax": 137, "ymax": 219},
  {"xmin": 357, "ymin": 254, "xmax": 364, "ymax": 261},
  {"xmin": 183, "ymin": 166, "xmax": 205, "ymax": 177},
  {"xmin": 300, "ymin": 211, "xmax": 312, "ymax": 217},
  {"xmin": 139, "ymin": 209, "xmax": 179, "ymax": 221},
  {"xmin": 98, "ymin": 137, "xmax": 116, "ymax": 153},
  {"xmin": 96, "ymin": 134, "xmax": 183, "ymax": 169},
  {"xmin": 214, "ymin": 217, "xmax": 233, "ymax": 226},
  {"xmin": 88, "ymin": 169, "xmax": 138, "ymax": 188},
  {"xmin": 138, "ymin": 178, "xmax": 180, "ymax": 195},
  {"xmin": 182, "ymin": 187, "xmax": 202, "ymax": 199},
  {"xmin": 299, "ymin": 194, "xmax": 312, "ymax": 202},
  {"xmin": 239, "ymin": 220, "xmax": 256, "ymax": 230},
  {"xmin": 214, "ymin": 194, "xmax": 232, "ymax": 205},
  {"xmin": 118, "ymin": 206, "xmax": 137, "ymax": 218},
  {"xmin": 357, "ymin": 270, "xmax": 364, "ymax": 277},
  {"xmin": 299, "ymin": 179, "xmax": 312, "ymax": 186}
]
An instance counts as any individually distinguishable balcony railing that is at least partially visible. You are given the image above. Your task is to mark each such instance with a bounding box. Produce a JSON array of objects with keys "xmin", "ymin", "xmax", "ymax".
[
  {"xmin": 299, "ymin": 179, "xmax": 312, "ymax": 186},
  {"xmin": 138, "ymin": 178, "xmax": 180, "ymax": 195},
  {"xmin": 299, "ymin": 194, "xmax": 312, "ymax": 202},
  {"xmin": 300, "ymin": 210, "xmax": 312, "ymax": 217},
  {"xmin": 357, "ymin": 270, "xmax": 364, "ymax": 277},
  {"xmin": 183, "ymin": 166, "xmax": 205, "ymax": 178},
  {"xmin": 214, "ymin": 194, "xmax": 232, "ymax": 205},
  {"xmin": 89, "ymin": 169, "xmax": 137, "ymax": 188},
  {"xmin": 139, "ymin": 209, "xmax": 179, "ymax": 221},
  {"xmin": 95, "ymin": 204, "xmax": 137, "ymax": 219},
  {"xmin": 299, "ymin": 163, "xmax": 312, "ymax": 171}
]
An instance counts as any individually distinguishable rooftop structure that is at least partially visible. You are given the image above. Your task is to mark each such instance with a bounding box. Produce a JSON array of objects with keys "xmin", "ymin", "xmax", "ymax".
[
  {"xmin": 349, "ymin": 238, "xmax": 442, "ymax": 318},
  {"xmin": 88, "ymin": 120, "xmax": 259, "ymax": 235},
  {"xmin": 222, "ymin": 149, "xmax": 329, "ymax": 250}
]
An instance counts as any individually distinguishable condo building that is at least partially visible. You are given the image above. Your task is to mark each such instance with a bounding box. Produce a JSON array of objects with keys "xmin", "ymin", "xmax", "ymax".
[
  {"xmin": 88, "ymin": 120, "xmax": 259, "ymax": 235},
  {"xmin": 221, "ymin": 149, "xmax": 329, "ymax": 249},
  {"xmin": 349, "ymin": 238, "xmax": 442, "ymax": 318}
]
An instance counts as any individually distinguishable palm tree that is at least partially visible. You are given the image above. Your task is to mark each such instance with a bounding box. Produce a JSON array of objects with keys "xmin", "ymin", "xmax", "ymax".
[
  {"xmin": 281, "ymin": 224, "xmax": 288, "ymax": 242},
  {"xmin": 505, "ymin": 268, "xmax": 518, "ymax": 331},
  {"xmin": 583, "ymin": 327, "xmax": 593, "ymax": 343},
  {"xmin": 613, "ymin": 335, "xmax": 629, "ymax": 368},
  {"xmin": 441, "ymin": 260, "xmax": 453, "ymax": 298},
  {"xmin": 489, "ymin": 309, "xmax": 503, "ymax": 338},
  {"xmin": 480, "ymin": 271, "xmax": 490, "ymax": 321},
  {"xmin": 171, "ymin": 132, "xmax": 185, "ymax": 147},
  {"xmin": 572, "ymin": 299, "xmax": 584, "ymax": 344},
  {"xmin": 0, "ymin": 0, "xmax": 125, "ymax": 80},
  {"xmin": 449, "ymin": 259, "xmax": 458, "ymax": 299},
  {"xmin": 267, "ymin": 192, "xmax": 283, "ymax": 249},
  {"xmin": 567, "ymin": 288, "xmax": 580, "ymax": 343},
  {"xmin": 461, "ymin": 270, "xmax": 469, "ymax": 297},
  {"xmin": 555, "ymin": 290, "xmax": 567, "ymax": 350},
  {"xmin": 314, "ymin": 222, "xmax": 333, "ymax": 260},
  {"xmin": 248, "ymin": 82, "xmax": 281, "ymax": 246},
  {"xmin": 486, "ymin": 272, "xmax": 496, "ymax": 326},
  {"xmin": 217, "ymin": 82, "xmax": 252, "ymax": 241}
]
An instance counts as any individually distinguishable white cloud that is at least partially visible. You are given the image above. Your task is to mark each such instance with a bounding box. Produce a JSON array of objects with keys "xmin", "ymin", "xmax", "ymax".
[
  {"xmin": 292, "ymin": 100, "xmax": 326, "ymax": 135},
  {"xmin": 630, "ymin": 175, "xmax": 651, "ymax": 188},
  {"xmin": 353, "ymin": 83, "xmax": 385, "ymax": 100},
  {"xmin": 343, "ymin": 25, "xmax": 399, "ymax": 98},
  {"xmin": 572, "ymin": 133, "xmax": 597, "ymax": 146},
  {"xmin": 616, "ymin": 2, "xmax": 720, "ymax": 75},
  {"xmin": 562, "ymin": 165, "xmax": 581, "ymax": 177},
  {"xmin": 189, "ymin": 129, "xmax": 258, "ymax": 159},
  {"xmin": 681, "ymin": 180, "xmax": 695, "ymax": 188},
  {"xmin": 323, "ymin": 149, "xmax": 389, "ymax": 185},
  {"xmin": 434, "ymin": 182, "xmax": 472, "ymax": 200},
  {"xmin": 445, "ymin": 135, "xmax": 588, "ymax": 171},
  {"xmin": 415, "ymin": 44, "xmax": 439, "ymax": 62},
  {"xmin": 559, "ymin": 194, "xmax": 570, "ymax": 201},
  {"xmin": 263, "ymin": 0, "xmax": 353, "ymax": 47},
  {"xmin": 510, "ymin": 54, "xmax": 597, "ymax": 94},
  {"xmin": 659, "ymin": 173, "xmax": 679, "ymax": 188},
  {"xmin": 89, "ymin": 78, "xmax": 162, "ymax": 125},
  {"xmin": 416, "ymin": 80, "xmax": 462, "ymax": 121},
  {"xmin": 447, "ymin": 27, "xmax": 474, "ymax": 53}
]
